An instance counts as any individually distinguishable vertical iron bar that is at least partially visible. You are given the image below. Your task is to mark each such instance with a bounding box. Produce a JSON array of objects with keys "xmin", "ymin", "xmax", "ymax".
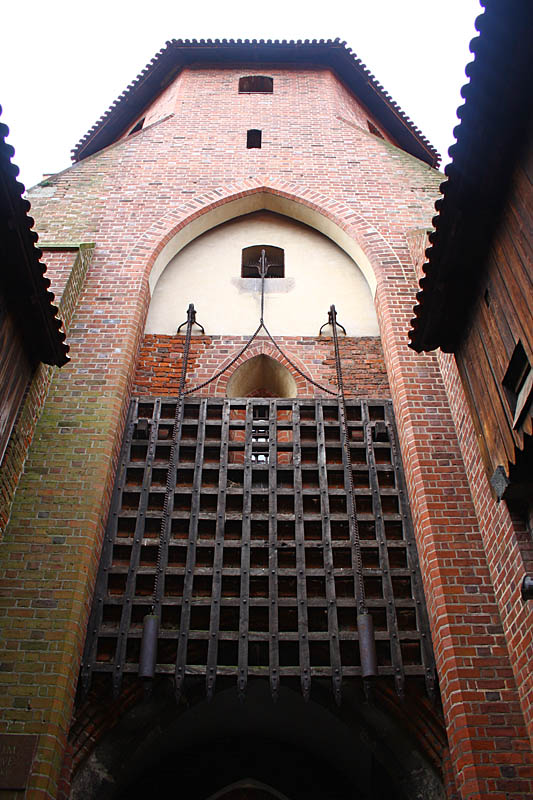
[
  {"xmin": 80, "ymin": 398, "xmax": 138, "ymax": 698},
  {"xmin": 175, "ymin": 398, "xmax": 207, "ymax": 699},
  {"xmin": 152, "ymin": 397, "xmax": 184, "ymax": 619},
  {"xmin": 113, "ymin": 398, "xmax": 161, "ymax": 696},
  {"xmin": 362, "ymin": 401, "xmax": 403, "ymax": 695},
  {"xmin": 206, "ymin": 399, "xmax": 230, "ymax": 700},
  {"xmin": 316, "ymin": 400, "xmax": 342, "ymax": 704},
  {"xmin": 330, "ymin": 306, "xmax": 365, "ymax": 613},
  {"xmin": 259, "ymin": 249, "xmax": 267, "ymax": 324},
  {"xmin": 268, "ymin": 399, "xmax": 280, "ymax": 701},
  {"xmin": 384, "ymin": 400, "xmax": 436, "ymax": 697},
  {"xmin": 151, "ymin": 304, "xmax": 196, "ymax": 612},
  {"xmin": 238, "ymin": 401, "xmax": 253, "ymax": 700},
  {"xmin": 141, "ymin": 304, "xmax": 195, "ymax": 682},
  {"xmin": 292, "ymin": 401, "xmax": 311, "ymax": 700},
  {"xmin": 330, "ymin": 304, "xmax": 376, "ymax": 678},
  {"xmin": 338, "ymin": 403, "xmax": 364, "ymax": 611}
]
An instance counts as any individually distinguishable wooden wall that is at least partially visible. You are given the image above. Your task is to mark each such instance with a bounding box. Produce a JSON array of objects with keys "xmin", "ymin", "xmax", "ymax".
[
  {"xmin": 0, "ymin": 289, "xmax": 33, "ymax": 464},
  {"xmin": 456, "ymin": 130, "xmax": 533, "ymax": 496}
]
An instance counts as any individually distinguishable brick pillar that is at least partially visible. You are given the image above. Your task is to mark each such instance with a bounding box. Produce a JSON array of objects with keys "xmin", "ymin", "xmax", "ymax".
[
  {"xmin": 376, "ymin": 277, "xmax": 533, "ymax": 798},
  {"xmin": 0, "ymin": 253, "xmax": 150, "ymax": 798}
]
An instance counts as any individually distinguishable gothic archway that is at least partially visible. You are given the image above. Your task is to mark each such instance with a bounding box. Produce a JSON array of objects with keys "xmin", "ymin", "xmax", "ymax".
[
  {"xmin": 73, "ymin": 180, "xmax": 448, "ymax": 800},
  {"xmin": 226, "ymin": 354, "xmax": 298, "ymax": 398},
  {"xmin": 70, "ymin": 681, "xmax": 446, "ymax": 800},
  {"xmin": 206, "ymin": 779, "xmax": 291, "ymax": 800},
  {"xmin": 125, "ymin": 178, "xmax": 403, "ymax": 300}
]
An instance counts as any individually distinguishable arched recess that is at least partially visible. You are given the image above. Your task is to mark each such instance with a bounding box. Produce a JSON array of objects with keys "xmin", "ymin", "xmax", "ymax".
[
  {"xmin": 125, "ymin": 179, "xmax": 405, "ymax": 306},
  {"xmin": 206, "ymin": 779, "xmax": 291, "ymax": 800},
  {"xmin": 69, "ymin": 681, "xmax": 446, "ymax": 800},
  {"xmin": 188, "ymin": 340, "xmax": 334, "ymax": 398},
  {"xmin": 226, "ymin": 355, "xmax": 298, "ymax": 398}
]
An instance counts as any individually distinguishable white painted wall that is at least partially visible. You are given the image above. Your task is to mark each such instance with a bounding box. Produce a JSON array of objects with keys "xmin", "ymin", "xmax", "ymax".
[{"xmin": 145, "ymin": 211, "xmax": 379, "ymax": 337}]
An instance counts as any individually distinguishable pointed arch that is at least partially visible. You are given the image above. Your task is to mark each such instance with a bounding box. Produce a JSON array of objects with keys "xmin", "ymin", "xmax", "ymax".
[
  {"xmin": 206, "ymin": 779, "xmax": 292, "ymax": 800},
  {"xmin": 185, "ymin": 339, "xmax": 336, "ymax": 398},
  {"xmin": 125, "ymin": 179, "xmax": 409, "ymax": 306},
  {"xmin": 226, "ymin": 354, "xmax": 297, "ymax": 398}
]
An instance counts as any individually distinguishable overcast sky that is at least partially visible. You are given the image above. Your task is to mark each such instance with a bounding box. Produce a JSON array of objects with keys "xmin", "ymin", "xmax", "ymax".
[{"xmin": 1, "ymin": 0, "xmax": 481, "ymax": 189}]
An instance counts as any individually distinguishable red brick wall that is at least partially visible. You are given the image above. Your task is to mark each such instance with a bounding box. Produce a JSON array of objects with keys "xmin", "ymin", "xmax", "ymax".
[
  {"xmin": 0, "ymin": 245, "xmax": 93, "ymax": 535},
  {"xmin": 0, "ymin": 62, "xmax": 531, "ymax": 798},
  {"xmin": 437, "ymin": 348, "xmax": 533, "ymax": 746},
  {"xmin": 133, "ymin": 334, "xmax": 390, "ymax": 398}
]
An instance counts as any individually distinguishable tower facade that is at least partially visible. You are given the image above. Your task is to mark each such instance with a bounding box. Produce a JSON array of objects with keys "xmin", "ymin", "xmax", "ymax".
[{"xmin": 1, "ymin": 37, "xmax": 532, "ymax": 800}]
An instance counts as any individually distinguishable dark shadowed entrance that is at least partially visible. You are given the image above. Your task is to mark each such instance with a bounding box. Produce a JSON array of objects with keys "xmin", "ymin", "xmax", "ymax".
[{"xmin": 71, "ymin": 680, "xmax": 445, "ymax": 800}]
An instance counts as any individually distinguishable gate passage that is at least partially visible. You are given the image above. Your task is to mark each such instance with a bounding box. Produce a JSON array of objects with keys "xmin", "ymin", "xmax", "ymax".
[{"xmin": 81, "ymin": 396, "xmax": 435, "ymax": 703}]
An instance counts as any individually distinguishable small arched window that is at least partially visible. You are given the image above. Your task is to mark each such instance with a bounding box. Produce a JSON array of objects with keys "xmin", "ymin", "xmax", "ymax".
[
  {"xmin": 246, "ymin": 129, "xmax": 262, "ymax": 149},
  {"xmin": 239, "ymin": 76, "xmax": 273, "ymax": 93},
  {"xmin": 241, "ymin": 245, "xmax": 284, "ymax": 278}
]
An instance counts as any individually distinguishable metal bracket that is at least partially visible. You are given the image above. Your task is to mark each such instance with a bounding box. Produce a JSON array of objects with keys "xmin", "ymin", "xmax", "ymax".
[
  {"xmin": 177, "ymin": 303, "xmax": 205, "ymax": 334},
  {"xmin": 319, "ymin": 308, "xmax": 347, "ymax": 336}
]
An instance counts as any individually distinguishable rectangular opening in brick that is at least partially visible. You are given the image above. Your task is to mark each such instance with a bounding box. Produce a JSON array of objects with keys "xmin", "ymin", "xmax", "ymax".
[{"xmin": 247, "ymin": 129, "xmax": 262, "ymax": 149}]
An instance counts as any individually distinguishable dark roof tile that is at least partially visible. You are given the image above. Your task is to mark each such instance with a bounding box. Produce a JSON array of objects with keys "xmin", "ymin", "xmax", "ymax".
[
  {"xmin": 0, "ymin": 106, "xmax": 69, "ymax": 367},
  {"xmin": 409, "ymin": 0, "xmax": 533, "ymax": 352}
]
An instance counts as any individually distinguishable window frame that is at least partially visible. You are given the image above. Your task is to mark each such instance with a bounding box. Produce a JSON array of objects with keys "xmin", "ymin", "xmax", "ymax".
[
  {"xmin": 241, "ymin": 245, "xmax": 285, "ymax": 278},
  {"xmin": 238, "ymin": 76, "xmax": 274, "ymax": 94}
]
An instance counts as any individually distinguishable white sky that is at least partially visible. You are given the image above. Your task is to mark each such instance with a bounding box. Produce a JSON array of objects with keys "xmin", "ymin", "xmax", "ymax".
[{"xmin": 1, "ymin": 0, "xmax": 481, "ymax": 189}]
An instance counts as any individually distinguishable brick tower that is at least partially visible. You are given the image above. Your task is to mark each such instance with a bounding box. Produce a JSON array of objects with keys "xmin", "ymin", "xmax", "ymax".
[{"xmin": 1, "ymin": 32, "xmax": 532, "ymax": 800}]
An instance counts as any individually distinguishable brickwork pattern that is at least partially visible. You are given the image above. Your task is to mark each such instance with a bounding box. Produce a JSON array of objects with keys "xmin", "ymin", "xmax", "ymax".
[
  {"xmin": 437, "ymin": 349, "xmax": 533, "ymax": 747},
  {"xmin": 0, "ymin": 245, "xmax": 93, "ymax": 536},
  {"xmin": 376, "ymin": 281, "xmax": 533, "ymax": 797},
  {"xmin": 133, "ymin": 334, "xmax": 390, "ymax": 398},
  {"xmin": 0, "ymin": 64, "xmax": 531, "ymax": 798}
]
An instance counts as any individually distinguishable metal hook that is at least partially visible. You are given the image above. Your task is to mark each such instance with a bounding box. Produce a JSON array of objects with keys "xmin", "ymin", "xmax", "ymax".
[
  {"xmin": 319, "ymin": 308, "xmax": 347, "ymax": 336},
  {"xmin": 177, "ymin": 303, "xmax": 205, "ymax": 334}
]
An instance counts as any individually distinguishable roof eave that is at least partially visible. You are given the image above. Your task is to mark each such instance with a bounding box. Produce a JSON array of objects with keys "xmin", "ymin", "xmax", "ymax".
[
  {"xmin": 409, "ymin": 0, "xmax": 533, "ymax": 352},
  {"xmin": 72, "ymin": 39, "xmax": 439, "ymax": 167},
  {"xmin": 0, "ymin": 113, "xmax": 69, "ymax": 368}
]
